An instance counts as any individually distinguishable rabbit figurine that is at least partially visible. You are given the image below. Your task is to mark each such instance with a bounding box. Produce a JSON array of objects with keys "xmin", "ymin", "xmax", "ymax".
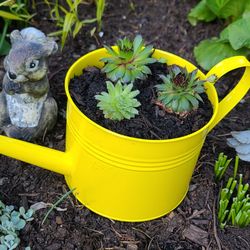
[{"xmin": 0, "ymin": 27, "xmax": 58, "ymax": 141}]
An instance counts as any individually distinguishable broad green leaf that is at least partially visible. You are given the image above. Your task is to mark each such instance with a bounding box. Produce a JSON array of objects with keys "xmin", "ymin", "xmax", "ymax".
[
  {"xmin": 188, "ymin": 0, "xmax": 216, "ymax": 26},
  {"xmin": 0, "ymin": 10, "xmax": 23, "ymax": 20},
  {"xmin": 219, "ymin": 27, "xmax": 229, "ymax": 42},
  {"xmin": 194, "ymin": 38, "xmax": 250, "ymax": 70},
  {"xmin": 219, "ymin": 0, "xmax": 247, "ymax": 20},
  {"xmin": 206, "ymin": 0, "xmax": 231, "ymax": 17},
  {"xmin": 242, "ymin": 0, "xmax": 250, "ymax": 18},
  {"xmin": 225, "ymin": 16, "xmax": 250, "ymax": 50}
]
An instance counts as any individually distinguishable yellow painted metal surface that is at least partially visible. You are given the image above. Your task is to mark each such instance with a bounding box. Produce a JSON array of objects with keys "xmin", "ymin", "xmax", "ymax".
[{"xmin": 1, "ymin": 49, "xmax": 250, "ymax": 221}]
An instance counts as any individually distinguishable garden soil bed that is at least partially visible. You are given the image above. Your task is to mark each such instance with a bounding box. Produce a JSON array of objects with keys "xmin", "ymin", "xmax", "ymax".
[{"xmin": 0, "ymin": 0, "xmax": 250, "ymax": 249}]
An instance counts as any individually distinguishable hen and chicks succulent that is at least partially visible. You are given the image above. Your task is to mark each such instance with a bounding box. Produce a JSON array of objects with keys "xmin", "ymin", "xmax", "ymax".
[
  {"xmin": 96, "ymin": 35, "xmax": 157, "ymax": 121},
  {"xmin": 96, "ymin": 35, "xmax": 215, "ymax": 121},
  {"xmin": 95, "ymin": 81, "xmax": 140, "ymax": 121},
  {"xmin": 156, "ymin": 66, "xmax": 208, "ymax": 114},
  {"xmin": 101, "ymin": 35, "xmax": 156, "ymax": 84}
]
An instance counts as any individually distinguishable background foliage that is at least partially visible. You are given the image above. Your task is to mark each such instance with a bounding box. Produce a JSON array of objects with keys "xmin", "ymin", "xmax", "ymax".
[
  {"xmin": 188, "ymin": 0, "xmax": 250, "ymax": 70},
  {"xmin": 0, "ymin": 0, "xmax": 106, "ymax": 54}
]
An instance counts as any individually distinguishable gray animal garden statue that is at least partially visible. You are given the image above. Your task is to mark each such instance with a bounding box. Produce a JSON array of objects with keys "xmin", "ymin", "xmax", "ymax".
[
  {"xmin": 0, "ymin": 27, "xmax": 58, "ymax": 141},
  {"xmin": 227, "ymin": 130, "xmax": 250, "ymax": 162}
]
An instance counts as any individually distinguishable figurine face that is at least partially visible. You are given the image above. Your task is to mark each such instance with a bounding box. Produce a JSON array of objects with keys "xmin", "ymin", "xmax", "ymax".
[{"xmin": 4, "ymin": 42, "xmax": 48, "ymax": 83}]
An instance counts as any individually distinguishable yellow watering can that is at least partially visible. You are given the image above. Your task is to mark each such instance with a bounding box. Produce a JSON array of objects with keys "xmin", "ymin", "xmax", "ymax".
[{"xmin": 1, "ymin": 49, "xmax": 250, "ymax": 222}]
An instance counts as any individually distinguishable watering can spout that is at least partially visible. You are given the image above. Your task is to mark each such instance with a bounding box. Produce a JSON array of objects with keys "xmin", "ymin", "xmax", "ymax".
[{"xmin": 0, "ymin": 135, "xmax": 71, "ymax": 176}]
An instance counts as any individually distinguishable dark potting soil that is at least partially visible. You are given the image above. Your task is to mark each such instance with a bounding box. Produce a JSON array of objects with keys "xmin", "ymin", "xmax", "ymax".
[{"xmin": 69, "ymin": 63, "xmax": 213, "ymax": 139}]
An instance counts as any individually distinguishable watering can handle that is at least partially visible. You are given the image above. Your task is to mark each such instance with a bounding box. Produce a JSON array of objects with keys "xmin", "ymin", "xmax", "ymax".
[{"xmin": 206, "ymin": 56, "xmax": 250, "ymax": 132}]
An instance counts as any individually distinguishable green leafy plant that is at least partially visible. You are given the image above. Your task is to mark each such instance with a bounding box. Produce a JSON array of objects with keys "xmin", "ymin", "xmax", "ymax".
[
  {"xmin": 218, "ymin": 175, "xmax": 250, "ymax": 229},
  {"xmin": 101, "ymin": 35, "xmax": 158, "ymax": 83},
  {"xmin": 95, "ymin": 81, "xmax": 141, "ymax": 121},
  {"xmin": 0, "ymin": 0, "xmax": 34, "ymax": 55},
  {"xmin": 95, "ymin": 0, "xmax": 105, "ymax": 31},
  {"xmin": 214, "ymin": 154, "xmax": 250, "ymax": 229},
  {"xmin": 0, "ymin": 200, "xmax": 34, "ymax": 249},
  {"xmin": 155, "ymin": 66, "xmax": 216, "ymax": 114},
  {"xmin": 44, "ymin": 0, "xmax": 105, "ymax": 49},
  {"xmin": 188, "ymin": 0, "xmax": 250, "ymax": 70},
  {"xmin": 214, "ymin": 152, "xmax": 232, "ymax": 182}
]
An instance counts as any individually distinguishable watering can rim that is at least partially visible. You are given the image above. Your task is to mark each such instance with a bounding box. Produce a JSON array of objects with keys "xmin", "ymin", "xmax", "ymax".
[{"xmin": 64, "ymin": 47, "xmax": 219, "ymax": 143}]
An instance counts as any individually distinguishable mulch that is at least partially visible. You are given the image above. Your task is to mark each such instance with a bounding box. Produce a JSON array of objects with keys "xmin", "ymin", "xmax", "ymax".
[{"xmin": 0, "ymin": 0, "xmax": 249, "ymax": 249}]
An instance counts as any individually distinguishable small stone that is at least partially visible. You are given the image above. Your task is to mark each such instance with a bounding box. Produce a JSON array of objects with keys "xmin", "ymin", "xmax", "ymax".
[
  {"xmin": 158, "ymin": 110, "xmax": 166, "ymax": 117},
  {"xmin": 189, "ymin": 184, "xmax": 197, "ymax": 192},
  {"xmin": 55, "ymin": 216, "xmax": 63, "ymax": 225},
  {"xmin": 73, "ymin": 53, "xmax": 80, "ymax": 59},
  {"xmin": 98, "ymin": 31, "xmax": 104, "ymax": 37},
  {"xmin": 0, "ymin": 177, "xmax": 8, "ymax": 185},
  {"xmin": 88, "ymin": 44, "xmax": 97, "ymax": 51},
  {"xmin": 127, "ymin": 244, "xmax": 138, "ymax": 250}
]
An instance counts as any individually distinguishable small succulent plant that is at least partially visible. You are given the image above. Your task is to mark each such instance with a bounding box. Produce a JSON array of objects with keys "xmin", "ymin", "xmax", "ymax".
[
  {"xmin": 95, "ymin": 81, "xmax": 141, "ymax": 121},
  {"xmin": 0, "ymin": 200, "xmax": 34, "ymax": 250},
  {"xmin": 156, "ymin": 65, "xmax": 216, "ymax": 114},
  {"xmin": 101, "ymin": 35, "xmax": 157, "ymax": 83}
]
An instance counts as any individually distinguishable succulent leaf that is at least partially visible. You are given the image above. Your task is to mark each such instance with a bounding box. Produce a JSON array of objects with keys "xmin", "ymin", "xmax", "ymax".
[
  {"xmin": 95, "ymin": 81, "xmax": 141, "ymax": 121},
  {"xmin": 101, "ymin": 35, "xmax": 160, "ymax": 83},
  {"xmin": 156, "ymin": 65, "xmax": 213, "ymax": 114}
]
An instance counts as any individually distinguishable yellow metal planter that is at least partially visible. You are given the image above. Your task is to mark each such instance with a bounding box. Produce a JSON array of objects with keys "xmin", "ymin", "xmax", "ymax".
[{"xmin": 1, "ymin": 49, "xmax": 250, "ymax": 221}]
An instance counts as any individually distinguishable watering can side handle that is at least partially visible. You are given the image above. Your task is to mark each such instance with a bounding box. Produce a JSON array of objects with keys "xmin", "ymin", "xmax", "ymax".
[
  {"xmin": 206, "ymin": 56, "xmax": 250, "ymax": 132},
  {"xmin": 0, "ymin": 135, "xmax": 72, "ymax": 176}
]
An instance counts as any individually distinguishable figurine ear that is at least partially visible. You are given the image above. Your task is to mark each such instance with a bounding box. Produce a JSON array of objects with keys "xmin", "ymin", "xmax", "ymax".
[
  {"xmin": 42, "ymin": 39, "xmax": 58, "ymax": 56},
  {"xmin": 10, "ymin": 30, "xmax": 23, "ymax": 45}
]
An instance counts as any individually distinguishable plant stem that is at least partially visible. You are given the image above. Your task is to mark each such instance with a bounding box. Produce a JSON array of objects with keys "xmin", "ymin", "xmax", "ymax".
[
  {"xmin": 0, "ymin": 19, "xmax": 10, "ymax": 52},
  {"xmin": 233, "ymin": 155, "xmax": 239, "ymax": 179},
  {"xmin": 42, "ymin": 187, "xmax": 76, "ymax": 225}
]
